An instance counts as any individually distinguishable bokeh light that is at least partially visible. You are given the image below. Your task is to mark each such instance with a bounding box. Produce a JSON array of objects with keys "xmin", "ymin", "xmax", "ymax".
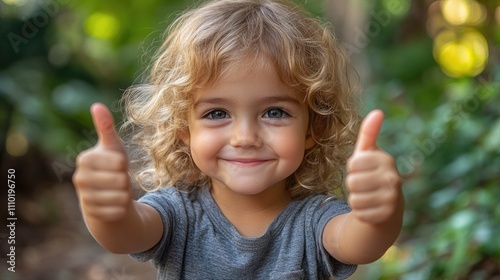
[
  {"xmin": 441, "ymin": 0, "xmax": 470, "ymax": 25},
  {"xmin": 441, "ymin": 0, "xmax": 486, "ymax": 26},
  {"xmin": 1, "ymin": 0, "xmax": 27, "ymax": 5},
  {"xmin": 433, "ymin": 29, "xmax": 488, "ymax": 77},
  {"xmin": 6, "ymin": 131, "xmax": 29, "ymax": 157},
  {"xmin": 84, "ymin": 12, "xmax": 120, "ymax": 40},
  {"xmin": 428, "ymin": 0, "xmax": 489, "ymax": 77},
  {"xmin": 466, "ymin": 1, "xmax": 486, "ymax": 25},
  {"xmin": 380, "ymin": 246, "xmax": 410, "ymax": 264}
]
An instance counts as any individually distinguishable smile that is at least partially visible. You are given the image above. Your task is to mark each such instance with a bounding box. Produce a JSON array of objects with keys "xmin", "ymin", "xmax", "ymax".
[{"xmin": 221, "ymin": 158, "xmax": 272, "ymax": 167}]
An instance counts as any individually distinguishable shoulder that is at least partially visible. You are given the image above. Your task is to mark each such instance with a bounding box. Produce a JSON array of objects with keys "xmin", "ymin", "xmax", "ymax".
[
  {"xmin": 276, "ymin": 194, "xmax": 351, "ymax": 235},
  {"xmin": 297, "ymin": 194, "xmax": 351, "ymax": 216},
  {"xmin": 138, "ymin": 186, "xmax": 203, "ymax": 201},
  {"xmin": 136, "ymin": 186, "xmax": 209, "ymax": 215}
]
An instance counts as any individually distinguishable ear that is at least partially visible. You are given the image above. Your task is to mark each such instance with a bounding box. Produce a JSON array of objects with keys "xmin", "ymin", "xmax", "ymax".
[{"xmin": 305, "ymin": 134, "xmax": 316, "ymax": 150}]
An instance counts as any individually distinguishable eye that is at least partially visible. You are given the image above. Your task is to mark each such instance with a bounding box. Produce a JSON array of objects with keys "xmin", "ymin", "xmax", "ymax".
[
  {"xmin": 263, "ymin": 108, "xmax": 288, "ymax": 118},
  {"xmin": 204, "ymin": 110, "xmax": 228, "ymax": 119}
]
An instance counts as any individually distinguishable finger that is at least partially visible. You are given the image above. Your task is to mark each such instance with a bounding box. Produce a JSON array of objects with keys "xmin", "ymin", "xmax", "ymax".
[
  {"xmin": 348, "ymin": 191, "xmax": 386, "ymax": 210},
  {"xmin": 354, "ymin": 109, "xmax": 384, "ymax": 153},
  {"xmin": 83, "ymin": 206, "xmax": 128, "ymax": 222},
  {"xmin": 350, "ymin": 206, "xmax": 389, "ymax": 225},
  {"xmin": 80, "ymin": 189, "xmax": 131, "ymax": 207},
  {"xmin": 347, "ymin": 171, "xmax": 401, "ymax": 196},
  {"xmin": 347, "ymin": 150, "xmax": 395, "ymax": 173},
  {"xmin": 76, "ymin": 148, "xmax": 128, "ymax": 171},
  {"xmin": 346, "ymin": 171, "xmax": 384, "ymax": 193},
  {"xmin": 91, "ymin": 102, "xmax": 123, "ymax": 152},
  {"xmin": 73, "ymin": 170, "xmax": 129, "ymax": 191}
]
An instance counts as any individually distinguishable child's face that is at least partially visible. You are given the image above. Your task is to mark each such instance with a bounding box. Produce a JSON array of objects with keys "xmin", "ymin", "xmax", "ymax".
[{"xmin": 185, "ymin": 58, "xmax": 315, "ymax": 196}]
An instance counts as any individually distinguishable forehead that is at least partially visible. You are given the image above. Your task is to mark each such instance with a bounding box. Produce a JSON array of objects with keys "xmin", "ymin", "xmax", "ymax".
[{"xmin": 193, "ymin": 55, "xmax": 304, "ymax": 102}]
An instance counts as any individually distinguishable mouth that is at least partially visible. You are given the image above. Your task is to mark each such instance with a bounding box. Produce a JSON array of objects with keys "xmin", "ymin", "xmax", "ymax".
[{"xmin": 221, "ymin": 158, "xmax": 271, "ymax": 167}]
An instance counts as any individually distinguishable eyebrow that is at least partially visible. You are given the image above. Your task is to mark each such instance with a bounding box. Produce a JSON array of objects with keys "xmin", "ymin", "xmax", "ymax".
[{"xmin": 193, "ymin": 95, "xmax": 302, "ymax": 108}]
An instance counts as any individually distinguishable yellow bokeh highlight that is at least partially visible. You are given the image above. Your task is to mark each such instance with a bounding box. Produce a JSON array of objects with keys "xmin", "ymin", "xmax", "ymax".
[
  {"xmin": 441, "ymin": 0, "xmax": 486, "ymax": 26},
  {"xmin": 380, "ymin": 246, "xmax": 410, "ymax": 264},
  {"xmin": 433, "ymin": 29, "xmax": 488, "ymax": 77},
  {"xmin": 467, "ymin": 2, "xmax": 487, "ymax": 25},
  {"xmin": 2, "ymin": 0, "xmax": 27, "ymax": 5},
  {"xmin": 85, "ymin": 12, "xmax": 120, "ymax": 40},
  {"xmin": 6, "ymin": 131, "xmax": 29, "ymax": 157},
  {"xmin": 441, "ymin": 0, "xmax": 470, "ymax": 25}
]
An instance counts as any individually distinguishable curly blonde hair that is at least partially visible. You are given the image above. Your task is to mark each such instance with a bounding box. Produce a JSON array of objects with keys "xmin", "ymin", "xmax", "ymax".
[{"xmin": 122, "ymin": 0, "xmax": 360, "ymax": 199}]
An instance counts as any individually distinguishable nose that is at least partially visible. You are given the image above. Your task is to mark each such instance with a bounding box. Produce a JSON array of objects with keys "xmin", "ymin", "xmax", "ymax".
[{"xmin": 230, "ymin": 118, "xmax": 263, "ymax": 148}]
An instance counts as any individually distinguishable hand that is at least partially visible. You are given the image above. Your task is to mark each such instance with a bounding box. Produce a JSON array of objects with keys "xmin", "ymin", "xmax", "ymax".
[
  {"xmin": 346, "ymin": 110, "xmax": 402, "ymax": 225},
  {"xmin": 72, "ymin": 103, "xmax": 132, "ymax": 222}
]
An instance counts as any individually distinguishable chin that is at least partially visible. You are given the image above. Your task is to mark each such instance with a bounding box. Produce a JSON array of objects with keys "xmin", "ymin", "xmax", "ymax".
[{"xmin": 225, "ymin": 180, "xmax": 284, "ymax": 196}]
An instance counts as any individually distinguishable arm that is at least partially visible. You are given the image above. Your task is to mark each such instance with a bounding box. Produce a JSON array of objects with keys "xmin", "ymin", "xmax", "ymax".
[
  {"xmin": 323, "ymin": 188, "xmax": 404, "ymax": 264},
  {"xmin": 80, "ymin": 197, "xmax": 163, "ymax": 254},
  {"xmin": 73, "ymin": 103, "xmax": 163, "ymax": 254},
  {"xmin": 323, "ymin": 110, "xmax": 404, "ymax": 264}
]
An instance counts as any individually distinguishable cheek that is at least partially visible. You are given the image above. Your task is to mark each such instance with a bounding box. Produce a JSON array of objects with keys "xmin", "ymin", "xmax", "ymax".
[
  {"xmin": 271, "ymin": 130, "xmax": 306, "ymax": 164},
  {"xmin": 189, "ymin": 129, "xmax": 224, "ymax": 164}
]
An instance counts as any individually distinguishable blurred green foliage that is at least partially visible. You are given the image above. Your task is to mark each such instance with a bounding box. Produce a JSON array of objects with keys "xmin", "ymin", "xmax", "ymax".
[
  {"xmin": 361, "ymin": 0, "xmax": 500, "ymax": 279},
  {"xmin": 1, "ymin": 0, "xmax": 194, "ymax": 179},
  {"xmin": 1, "ymin": 0, "xmax": 499, "ymax": 278}
]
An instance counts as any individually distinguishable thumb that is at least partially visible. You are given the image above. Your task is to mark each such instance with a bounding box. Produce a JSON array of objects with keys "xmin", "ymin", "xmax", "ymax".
[
  {"xmin": 91, "ymin": 103, "xmax": 124, "ymax": 152},
  {"xmin": 354, "ymin": 109, "xmax": 384, "ymax": 152}
]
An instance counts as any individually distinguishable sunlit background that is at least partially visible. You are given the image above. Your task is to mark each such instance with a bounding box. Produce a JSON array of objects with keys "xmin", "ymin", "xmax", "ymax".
[{"xmin": 1, "ymin": 0, "xmax": 499, "ymax": 279}]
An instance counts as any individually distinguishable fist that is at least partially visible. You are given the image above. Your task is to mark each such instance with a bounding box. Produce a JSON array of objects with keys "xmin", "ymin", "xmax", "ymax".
[
  {"xmin": 72, "ymin": 103, "xmax": 132, "ymax": 222},
  {"xmin": 346, "ymin": 110, "xmax": 402, "ymax": 225}
]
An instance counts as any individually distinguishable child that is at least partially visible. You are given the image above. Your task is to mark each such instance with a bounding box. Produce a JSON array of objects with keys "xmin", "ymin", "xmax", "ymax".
[{"xmin": 73, "ymin": 0, "xmax": 404, "ymax": 279}]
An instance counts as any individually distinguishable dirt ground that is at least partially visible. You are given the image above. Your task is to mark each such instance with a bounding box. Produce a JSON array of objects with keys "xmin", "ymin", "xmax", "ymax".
[{"xmin": 1, "ymin": 180, "xmax": 157, "ymax": 280}]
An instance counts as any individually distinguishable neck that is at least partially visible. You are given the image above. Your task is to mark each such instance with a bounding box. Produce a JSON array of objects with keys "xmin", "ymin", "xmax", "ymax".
[
  {"xmin": 210, "ymin": 180, "xmax": 292, "ymax": 237},
  {"xmin": 210, "ymin": 180, "xmax": 291, "ymax": 214}
]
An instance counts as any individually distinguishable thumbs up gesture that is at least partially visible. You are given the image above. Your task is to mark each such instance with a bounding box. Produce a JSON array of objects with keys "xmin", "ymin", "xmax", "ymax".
[
  {"xmin": 73, "ymin": 103, "xmax": 132, "ymax": 222},
  {"xmin": 346, "ymin": 110, "xmax": 402, "ymax": 225}
]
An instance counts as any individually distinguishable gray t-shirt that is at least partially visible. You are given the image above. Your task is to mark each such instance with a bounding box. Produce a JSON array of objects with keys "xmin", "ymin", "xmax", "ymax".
[{"xmin": 131, "ymin": 187, "xmax": 357, "ymax": 279}]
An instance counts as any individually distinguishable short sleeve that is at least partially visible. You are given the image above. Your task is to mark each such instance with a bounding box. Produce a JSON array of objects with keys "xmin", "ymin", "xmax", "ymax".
[
  {"xmin": 314, "ymin": 197, "xmax": 357, "ymax": 279},
  {"xmin": 130, "ymin": 187, "xmax": 183, "ymax": 264}
]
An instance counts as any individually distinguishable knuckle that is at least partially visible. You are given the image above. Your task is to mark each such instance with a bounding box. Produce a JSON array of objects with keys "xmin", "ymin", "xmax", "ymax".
[
  {"xmin": 84, "ymin": 206, "xmax": 102, "ymax": 219},
  {"xmin": 345, "ymin": 174, "xmax": 355, "ymax": 189},
  {"xmin": 116, "ymin": 191, "xmax": 131, "ymax": 205},
  {"xmin": 379, "ymin": 186, "xmax": 397, "ymax": 206},
  {"xmin": 115, "ymin": 153, "xmax": 128, "ymax": 170},
  {"xmin": 346, "ymin": 157, "xmax": 354, "ymax": 172},
  {"xmin": 72, "ymin": 171, "xmax": 87, "ymax": 188},
  {"xmin": 115, "ymin": 173, "xmax": 130, "ymax": 190},
  {"xmin": 76, "ymin": 149, "xmax": 95, "ymax": 167},
  {"xmin": 103, "ymin": 208, "xmax": 127, "ymax": 221},
  {"xmin": 348, "ymin": 194, "xmax": 359, "ymax": 209},
  {"xmin": 347, "ymin": 155, "xmax": 361, "ymax": 172},
  {"xmin": 115, "ymin": 207, "xmax": 127, "ymax": 218},
  {"xmin": 80, "ymin": 192, "xmax": 97, "ymax": 206},
  {"xmin": 373, "ymin": 152, "xmax": 396, "ymax": 169},
  {"xmin": 380, "ymin": 151, "xmax": 394, "ymax": 162},
  {"xmin": 384, "ymin": 173, "xmax": 402, "ymax": 189},
  {"xmin": 355, "ymin": 211, "xmax": 372, "ymax": 223},
  {"xmin": 83, "ymin": 203, "xmax": 128, "ymax": 222},
  {"xmin": 378, "ymin": 207, "xmax": 393, "ymax": 222}
]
